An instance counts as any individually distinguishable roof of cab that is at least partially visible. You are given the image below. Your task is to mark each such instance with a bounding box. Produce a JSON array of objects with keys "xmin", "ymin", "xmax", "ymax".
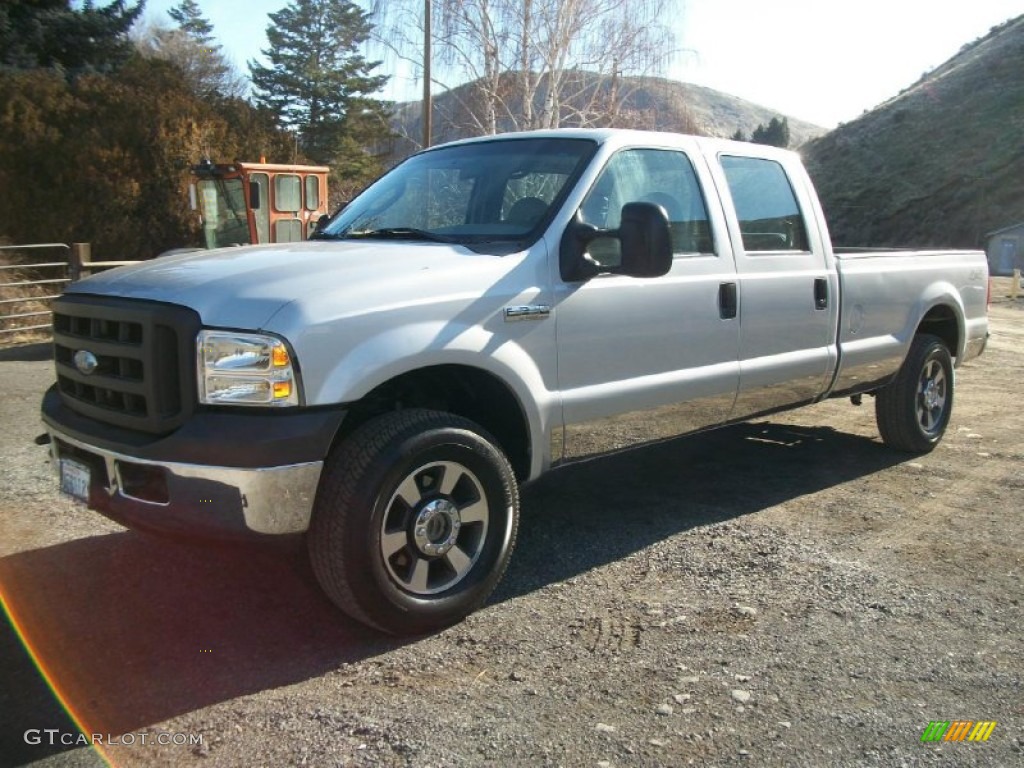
[{"xmin": 427, "ymin": 127, "xmax": 798, "ymax": 161}]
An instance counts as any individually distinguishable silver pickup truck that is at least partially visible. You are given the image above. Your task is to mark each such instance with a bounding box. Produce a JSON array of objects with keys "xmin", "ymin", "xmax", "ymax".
[{"xmin": 41, "ymin": 129, "xmax": 989, "ymax": 634}]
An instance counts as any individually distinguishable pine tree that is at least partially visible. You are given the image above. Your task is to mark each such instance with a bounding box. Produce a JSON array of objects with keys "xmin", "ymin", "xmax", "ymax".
[
  {"xmin": 731, "ymin": 129, "xmax": 747, "ymax": 142},
  {"xmin": 0, "ymin": 0, "xmax": 144, "ymax": 74},
  {"xmin": 168, "ymin": 0, "xmax": 214, "ymax": 45},
  {"xmin": 249, "ymin": 0, "xmax": 390, "ymax": 168},
  {"xmin": 776, "ymin": 117, "xmax": 791, "ymax": 148},
  {"xmin": 751, "ymin": 117, "xmax": 790, "ymax": 148}
]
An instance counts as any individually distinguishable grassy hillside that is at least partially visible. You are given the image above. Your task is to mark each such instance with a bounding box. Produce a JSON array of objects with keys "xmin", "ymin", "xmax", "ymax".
[
  {"xmin": 802, "ymin": 16, "xmax": 1024, "ymax": 248},
  {"xmin": 390, "ymin": 73, "xmax": 825, "ymax": 158}
]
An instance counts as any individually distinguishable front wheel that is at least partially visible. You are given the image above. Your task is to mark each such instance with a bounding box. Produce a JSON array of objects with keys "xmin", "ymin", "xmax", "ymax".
[
  {"xmin": 875, "ymin": 333, "xmax": 954, "ymax": 453},
  {"xmin": 308, "ymin": 409, "xmax": 519, "ymax": 635}
]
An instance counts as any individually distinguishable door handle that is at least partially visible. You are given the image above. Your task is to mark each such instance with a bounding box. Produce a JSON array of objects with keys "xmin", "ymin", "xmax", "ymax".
[
  {"xmin": 719, "ymin": 282, "xmax": 737, "ymax": 319},
  {"xmin": 814, "ymin": 278, "xmax": 828, "ymax": 310}
]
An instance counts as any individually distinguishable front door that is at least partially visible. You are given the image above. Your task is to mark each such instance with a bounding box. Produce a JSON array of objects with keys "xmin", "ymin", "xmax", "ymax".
[{"xmin": 553, "ymin": 147, "xmax": 740, "ymax": 463}]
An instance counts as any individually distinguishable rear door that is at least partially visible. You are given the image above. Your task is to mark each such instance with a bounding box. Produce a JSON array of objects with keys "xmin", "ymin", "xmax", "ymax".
[{"xmin": 711, "ymin": 150, "xmax": 838, "ymax": 416}]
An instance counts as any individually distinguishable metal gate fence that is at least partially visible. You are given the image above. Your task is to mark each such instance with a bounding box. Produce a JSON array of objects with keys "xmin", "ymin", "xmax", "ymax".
[
  {"xmin": 0, "ymin": 243, "xmax": 71, "ymax": 339},
  {"xmin": 0, "ymin": 243, "xmax": 138, "ymax": 343}
]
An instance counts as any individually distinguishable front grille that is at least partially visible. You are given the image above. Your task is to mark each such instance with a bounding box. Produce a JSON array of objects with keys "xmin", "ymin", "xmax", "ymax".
[{"xmin": 52, "ymin": 295, "xmax": 201, "ymax": 434}]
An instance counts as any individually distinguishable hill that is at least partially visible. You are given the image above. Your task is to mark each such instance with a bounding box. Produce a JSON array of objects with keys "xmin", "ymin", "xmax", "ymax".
[
  {"xmin": 801, "ymin": 15, "xmax": 1024, "ymax": 249},
  {"xmin": 389, "ymin": 73, "xmax": 826, "ymax": 157}
]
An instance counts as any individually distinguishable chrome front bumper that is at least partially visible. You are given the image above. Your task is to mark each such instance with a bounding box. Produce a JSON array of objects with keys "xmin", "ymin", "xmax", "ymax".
[{"xmin": 47, "ymin": 426, "xmax": 323, "ymax": 537}]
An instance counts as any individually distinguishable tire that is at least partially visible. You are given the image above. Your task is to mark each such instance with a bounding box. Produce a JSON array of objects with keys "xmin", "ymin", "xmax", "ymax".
[
  {"xmin": 875, "ymin": 333, "xmax": 954, "ymax": 453},
  {"xmin": 308, "ymin": 409, "xmax": 519, "ymax": 635}
]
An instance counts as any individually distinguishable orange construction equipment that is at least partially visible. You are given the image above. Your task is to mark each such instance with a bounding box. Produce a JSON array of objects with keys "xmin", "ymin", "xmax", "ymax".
[{"xmin": 190, "ymin": 159, "xmax": 330, "ymax": 249}]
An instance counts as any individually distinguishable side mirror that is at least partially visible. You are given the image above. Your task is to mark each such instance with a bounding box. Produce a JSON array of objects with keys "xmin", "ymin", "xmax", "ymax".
[
  {"xmin": 248, "ymin": 180, "xmax": 261, "ymax": 210},
  {"xmin": 559, "ymin": 202, "xmax": 672, "ymax": 282},
  {"xmin": 617, "ymin": 202, "xmax": 673, "ymax": 278},
  {"xmin": 314, "ymin": 214, "xmax": 330, "ymax": 232}
]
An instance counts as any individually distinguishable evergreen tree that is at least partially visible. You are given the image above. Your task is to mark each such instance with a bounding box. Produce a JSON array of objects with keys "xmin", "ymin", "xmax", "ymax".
[
  {"xmin": 731, "ymin": 128, "xmax": 747, "ymax": 142},
  {"xmin": 0, "ymin": 0, "xmax": 144, "ymax": 75},
  {"xmin": 778, "ymin": 117, "xmax": 791, "ymax": 147},
  {"xmin": 168, "ymin": 0, "xmax": 213, "ymax": 44},
  {"xmin": 249, "ymin": 0, "xmax": 390, "ymax": 169},
  {"xmin": 751, "ymin": 116, "xmax": 790, "ymax": 148}
]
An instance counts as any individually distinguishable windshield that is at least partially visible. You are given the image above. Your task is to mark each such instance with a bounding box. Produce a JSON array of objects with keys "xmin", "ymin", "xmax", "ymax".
[
  {"xmin": 197, "ymin": 177, "xmax": 251, "ymax": 249},
  {"xmin": 319, "ymin": 138, "xmax": 597, "ymax": 247}
]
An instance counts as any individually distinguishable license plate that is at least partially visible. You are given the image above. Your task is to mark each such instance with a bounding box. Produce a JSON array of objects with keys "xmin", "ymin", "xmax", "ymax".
[{"xmin": 60, "ymin": 459, "xmax": 91, "ymax": 503}]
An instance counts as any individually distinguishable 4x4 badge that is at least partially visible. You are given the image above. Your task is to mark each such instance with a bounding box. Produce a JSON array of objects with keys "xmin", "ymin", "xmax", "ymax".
[{"xmin": 73, "ymin": 350, "xmax": 98, "ymax": 375}]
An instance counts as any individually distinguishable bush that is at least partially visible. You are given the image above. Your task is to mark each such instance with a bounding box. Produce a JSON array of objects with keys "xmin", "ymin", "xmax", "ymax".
[{"xmin": 0, "ymin": 58, "xmax": 292, "ymax": 260}]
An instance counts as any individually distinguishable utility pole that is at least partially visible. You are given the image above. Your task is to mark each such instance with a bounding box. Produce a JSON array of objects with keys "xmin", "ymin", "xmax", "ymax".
[{"xmin": 422, "ymin": 0, "xmax": 432, "ymax": 148}]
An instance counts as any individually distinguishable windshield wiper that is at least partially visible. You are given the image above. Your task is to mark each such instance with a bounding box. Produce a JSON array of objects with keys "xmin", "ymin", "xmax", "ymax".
[{"xmin": 341, "ymin": 227, "xmax": 457, "ymax": 244}]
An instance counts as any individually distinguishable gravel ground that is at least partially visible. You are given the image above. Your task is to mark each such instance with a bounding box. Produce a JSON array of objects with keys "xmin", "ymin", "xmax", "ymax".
[{"xmin": 1, "ymin": 283, "xmax": 1021, "ymax": 768}]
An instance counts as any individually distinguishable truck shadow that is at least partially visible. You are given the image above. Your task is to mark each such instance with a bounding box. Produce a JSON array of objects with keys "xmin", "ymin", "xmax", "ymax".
[
  {"xmin": 496, "ymin": 420, "xmax": 905, "ymax": 601},
  {"xmin": 1, "ymin": 420, "xmax": 903, "ymax": 759}
]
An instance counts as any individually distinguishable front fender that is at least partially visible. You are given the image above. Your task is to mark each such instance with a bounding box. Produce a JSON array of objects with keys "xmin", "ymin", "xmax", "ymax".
[{"xmin": 301, "ymin": 320, "xmax": 558, "ymax": 480}]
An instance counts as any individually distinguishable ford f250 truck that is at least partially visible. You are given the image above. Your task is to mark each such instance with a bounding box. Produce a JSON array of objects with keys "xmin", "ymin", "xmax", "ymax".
[{"xmin": 41, "ymin": 130, "xmax": 989, "ymax": 634}]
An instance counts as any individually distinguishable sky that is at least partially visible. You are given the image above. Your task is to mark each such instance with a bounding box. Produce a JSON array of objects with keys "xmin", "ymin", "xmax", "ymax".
[{"xmin": 140, "ymin": 0, "xmax": 1023, "ymax": 128}]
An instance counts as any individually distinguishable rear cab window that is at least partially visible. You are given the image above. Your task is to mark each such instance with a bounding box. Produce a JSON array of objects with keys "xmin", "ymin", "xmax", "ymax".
[{"xmin": 501, "ymin": 171, "xmax": 570, "ymax": 229}]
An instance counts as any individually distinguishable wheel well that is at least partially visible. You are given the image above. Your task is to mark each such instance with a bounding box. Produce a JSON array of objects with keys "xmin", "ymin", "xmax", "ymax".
[
  {"xmin": 918, "ymin": 305, "xmax": 960, "ymax": 359},
  {"xmin": 335, "ymin": 365, "xmax": 532, "ymax": 481}
]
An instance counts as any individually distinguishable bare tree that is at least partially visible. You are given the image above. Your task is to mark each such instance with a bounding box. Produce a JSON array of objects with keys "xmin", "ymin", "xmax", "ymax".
[{"xmin": 375, "ymin": 0, "xmax": 680, "ymax": 143}]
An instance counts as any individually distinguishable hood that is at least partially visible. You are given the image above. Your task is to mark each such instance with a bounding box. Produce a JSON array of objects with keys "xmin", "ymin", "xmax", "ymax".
[{"xmin": 66, "ymin": 240, "xmax": 507, "ymax": 329}]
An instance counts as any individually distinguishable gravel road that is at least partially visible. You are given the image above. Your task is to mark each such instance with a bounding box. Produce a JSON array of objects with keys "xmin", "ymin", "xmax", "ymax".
[{"xmin": 1, "ymin": 285, "xmax": 1021, "ymax": 768}]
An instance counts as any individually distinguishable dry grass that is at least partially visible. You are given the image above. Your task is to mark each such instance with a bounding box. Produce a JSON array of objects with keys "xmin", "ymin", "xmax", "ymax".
[{"xmin": 803, "ymin": 16, "xmax": 1024, "ymax": 249}]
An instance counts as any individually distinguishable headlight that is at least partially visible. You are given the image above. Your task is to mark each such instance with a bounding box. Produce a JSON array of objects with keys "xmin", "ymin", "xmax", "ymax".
[{"xmin": 197, "ymin": 330, "xmax": 300, "ymax": 406}]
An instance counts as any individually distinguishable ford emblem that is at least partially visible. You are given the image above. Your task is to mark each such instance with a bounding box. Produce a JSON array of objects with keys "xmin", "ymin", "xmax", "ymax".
[{"xmin": 73, "ymin": 350, "xmax": 99, "ymax": 375}]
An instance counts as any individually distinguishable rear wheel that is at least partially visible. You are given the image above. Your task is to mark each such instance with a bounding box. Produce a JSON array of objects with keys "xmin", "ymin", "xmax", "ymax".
[
  {"xmin": 308, "ymin": 409, "xmax": 519, "ymax": 635},
  {"xmin": 875, "ymin": 333, "xmax": 954, "ymax": 453}
]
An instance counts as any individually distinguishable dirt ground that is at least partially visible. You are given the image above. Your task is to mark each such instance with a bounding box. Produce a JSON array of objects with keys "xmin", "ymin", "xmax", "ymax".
[{"xmin": 1, "ymin": 281, "xmax": 1021, "ymax": 768}]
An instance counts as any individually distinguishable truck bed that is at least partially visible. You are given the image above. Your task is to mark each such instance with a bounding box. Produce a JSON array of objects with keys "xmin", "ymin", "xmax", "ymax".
[{"xmin": 830, "ymin": 248, "xmax": 989, "ymax": 397}]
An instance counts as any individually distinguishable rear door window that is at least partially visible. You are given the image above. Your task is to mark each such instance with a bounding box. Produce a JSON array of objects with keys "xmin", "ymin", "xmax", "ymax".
[{"xmin": 720, "ymin": 156, "xmax": 809, "ymax": 252}]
